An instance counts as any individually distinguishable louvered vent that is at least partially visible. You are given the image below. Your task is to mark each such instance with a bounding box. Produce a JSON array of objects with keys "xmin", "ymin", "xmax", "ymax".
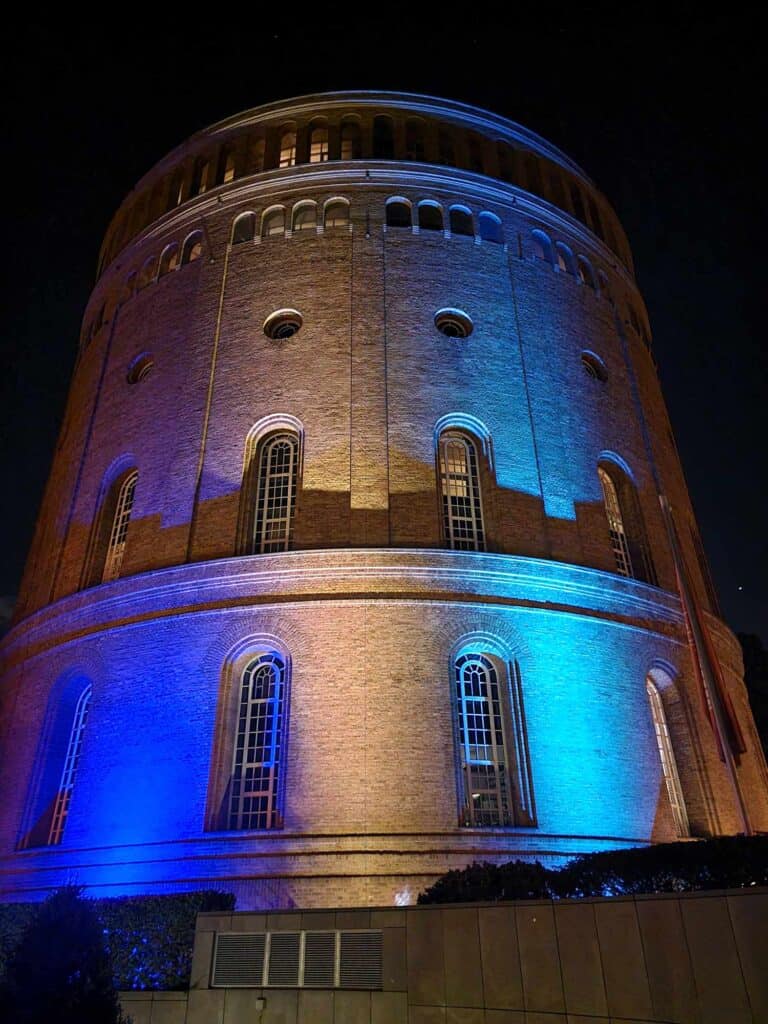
[
  {"xmin": 339, "ymin": 931, "xmax": 383, "ymax": 989},
  {"xmin": 267, "ymin": 932, "xmax": 300, "ymax": 986},
  {"xmin": 212, "ymin": 933, "xmax": 265, "ymax": 987},
  {"xmin": 303, "ymin": 931, "xmax": 337, "ymax": 987}
]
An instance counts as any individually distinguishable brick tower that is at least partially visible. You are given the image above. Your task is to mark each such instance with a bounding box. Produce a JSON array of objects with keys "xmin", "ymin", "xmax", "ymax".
[{"xmin": 1, "ymin": 92, "xmax": 766, "ymax": 909}]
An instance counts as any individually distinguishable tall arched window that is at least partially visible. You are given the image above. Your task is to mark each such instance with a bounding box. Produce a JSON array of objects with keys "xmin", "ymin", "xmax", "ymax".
[
  {"xmin": 340, "ymin": 119, "xmax": 361, "ymax": 160},
  {"xmin": 646, "ymin": 674, "xmax": 689, "ymax": 836},
  {"xmin": 449, "ymin": 207, "xmax": 474, "ymax": 237},
  {"xmin": 555, "ymin": 241, "xmax": 576, "ymax": 275},
  {"xmin": 83, "ymin": 467, "xmax": 139, "ymax": 588},
  {"xmin": 102, "ymin": 470, "xmax": 138, "ymax": 581},
  {"xmin": 324, "ymin": 199, "xmax": 350, "ymax": 229},
  {"xmin": 240, "ymin": 430, "xmax": 300, "ymax": 555},
  {"xmin": 181, "ymin": 231, "xmax": 203, "ymax": 265},
  {"xmin": 48, "ymin": 685, "xmax": 92, "ymax": 845},
  {"xmin": 219, "ymin": 147, "xmax": 236, "ymax": 184},
  {"xmin": 309, "ymin": 125, "xmax": 329, "ymax": 163},
  {"xmin": 228, "ymin": 652, "xmax": 287, "ymax": 830},
  {"xmin": 158, "ymin": 243, "xmax": 179, "ymax": 277},
  {"xmin": 385, "ymin": 198, "xmax": 412, "ymax": 229},
  {"xmin": 577, "ymin": 255, "xmax": 597, "ymax": 290},
  {"xmin": 478, "ymin": 212, "xmax": 503, "ymax": 244},
  {"xmin": 231, "ymin": 212, "xmax": 256, "ymax": 245},
  {"xmin": 531, "ymin": 228, "xmax": 553, "ymax": 264},
  {"xmin": 19, "ymin": 676, "xmax": 92, "ymax": 849},
  {"xmin": 438, "ymin": 129, "xmax": 455, "ymax": 166},
  {"xmin": 191, "ymin": 158, "xmax": 211, "ymax": 196},
  {"xmin": 438, "ymin": 431, "xmax": 485, "ymax": 551},
  {"xmin": 292, "ymin": 202, "xmax": 317, "ymax": 232},
  {"xmin": 279, "ymin": 130, "xmax": 297, "ymax": 168},
  {"xmin": 454, "ymin": 651, "xmax": 535, "ymax": 828},
  {"xmin": 262, "ymin": 207, "xmax": 286, "ymax": 238},
  {"xmin": 418, "ymin": 202, "xmax": 443, "ymax": 232},
  {"xmin": 597, "ymin": 459, "xmax": 656, "ymax": 584}
]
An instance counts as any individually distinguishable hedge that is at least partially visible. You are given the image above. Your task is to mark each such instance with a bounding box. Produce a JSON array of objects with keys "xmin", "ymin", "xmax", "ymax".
[
  {"xmin": 418, "ymin": 834, "xmax": 768, "ymax": 904},
  {"xmin": 0, "ymin": 890, "xmax": 235, "ymax": 991}
]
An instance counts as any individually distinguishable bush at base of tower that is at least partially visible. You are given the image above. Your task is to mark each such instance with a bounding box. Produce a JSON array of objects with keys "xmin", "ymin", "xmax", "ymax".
[
  {"xmin": 417, "ymin": 834, "xmax": 768, "ymax": 903},
  {"xmin": 0, "ymin": 889, "xmax": 235, "ymax": 993}
]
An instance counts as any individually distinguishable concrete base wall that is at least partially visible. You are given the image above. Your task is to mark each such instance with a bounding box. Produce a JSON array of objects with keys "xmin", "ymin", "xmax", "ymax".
[{"xmin": 120, "ymin": 888, "xmax": 768, "ymax": 1023}]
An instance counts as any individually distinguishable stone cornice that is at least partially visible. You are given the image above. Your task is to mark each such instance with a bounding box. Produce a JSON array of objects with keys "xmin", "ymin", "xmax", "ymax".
[{"xmin": 1, "ymin": 550, "xmax": 686, "ymax": 672}]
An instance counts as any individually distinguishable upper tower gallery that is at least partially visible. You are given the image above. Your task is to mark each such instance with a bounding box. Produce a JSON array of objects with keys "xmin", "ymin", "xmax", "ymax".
[{"xmin": 2, "ymin": 91, "xmax": 765, "ymax": 909}]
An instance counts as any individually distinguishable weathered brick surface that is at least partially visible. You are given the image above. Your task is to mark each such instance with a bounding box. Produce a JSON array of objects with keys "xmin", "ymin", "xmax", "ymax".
[{"xmin": 1, "ymin": 94, "xmax": 765, "ymax": 910}]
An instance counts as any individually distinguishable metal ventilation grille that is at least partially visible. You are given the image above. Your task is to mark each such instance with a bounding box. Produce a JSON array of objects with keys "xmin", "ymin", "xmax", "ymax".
[
  {"xmin": 303, "ymin": 931, "xmax": 336, "ymax": 987},
  {"xmin": 212, "ymin": 933, "xmax": 265, "ymax": 987},
  {"xmin": 267, "ymin": 932, "xmax": 300, "ymax": 986},
  {"xmin": 339, "ymin": 931, "xmax": 383, "ymax": 989}
]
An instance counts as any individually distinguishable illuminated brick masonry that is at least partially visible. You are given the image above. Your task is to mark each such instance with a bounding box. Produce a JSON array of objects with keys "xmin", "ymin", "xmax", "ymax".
[{"xmin": 1, "ymin": 92, "xmax": 766, "ymax": 909}]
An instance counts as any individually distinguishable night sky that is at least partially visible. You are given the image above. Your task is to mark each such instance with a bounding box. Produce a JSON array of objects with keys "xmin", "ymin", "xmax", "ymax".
[{"xmin": 2, "ymin": 13, "xmax": 765, "ymax": 642}]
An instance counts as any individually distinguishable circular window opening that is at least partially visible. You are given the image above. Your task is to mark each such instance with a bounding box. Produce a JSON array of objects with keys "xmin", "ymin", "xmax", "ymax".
[
  {"xmin": 127, "ymin": 353, "xmax": 154, "ymax": 384},
  {"xmin": 581, "ymin": 351, "xmax": 608, "ymax": 382},
  {"xmin": 435, "ymin": 308, "xmax": 473, "ymax": 338},
  {"xmin": 264, "ymin": 309, "xmax": 303, "ymax": 340}
]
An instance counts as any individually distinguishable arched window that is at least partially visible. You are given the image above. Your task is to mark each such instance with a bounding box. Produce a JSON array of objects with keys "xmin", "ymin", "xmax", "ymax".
[
  {"xmin": 454, "ymin": 651, "xmax": 535, "ymax": 828},
  {"xmin": 240, "ymin": 430, "xmax": 300, "ymax": 554},
  {"xmin": 340, "ymin": 119, "xmax": 362, "ymax": 160},
  {"xmin": 228, "ymin": 652, "xmax": 288, "ymax": 830},
  {"xmin": 137, "ymin": 256, "xmax": 156, "ymax": 290},
  {"xmin": 19, "ymin": 676, "xmax": 93, "ymax": 848},
  {"xmin": 48, "ymin": 685, "xmax": 92, "ymax": 845},
  {"xmin": 262, "ymin": 207, "xmax": 286, "ymax": 238},
  {"xmin": 385, "ymin": 198, "xmax": 412, "ymax": 229},
  {"xmin": 324, "ymin": 199, "xmax": 350, "ymax": 229},
  {"xmin": 83, "ymin": 466, "xmax": 139, "ymax": 588},
  {"xmin": 292, "ymin": 202, "xmax": 317, "ymax": 233},
  {"xmin": 597, "ymin": 459, "xmax": 656, "ymax": 584},
  {"xmin": 555, "ymin": 241, "xmax": 576, "ymax": 275},
  {"xmin": 309, "ymin": 125, "xmax": 329, "ymax": 163},
  {"xmin": 418, "ymin": 202, "xmax": 443, "ymax": 232},
  {"xmin": 478, "ymin": 212, "xmax": 504, "ymax": 244},
  {"xmin": 158, "ymin": 243, "xmax": 179, "ymax": 277},
  {"xmin": 405, "ymin": 118, "xmax": 426, "ymax": 161},
  {"xmin": 438, "ymin": 431, "xmax": 485, "ymax": 551},
  {"xmin": 231, "ymin": 212, "xmax": 256, "ymax": 245},
  {"xmin": 102, "ymin": 470, "xmax": 138, "ymax": 581},
  {"xmin": 577, "ymin": 255, "xmax": 597, "ymax": 289},
  {"xmin": 449, "ymin": 207, "xmax": 474, "ymax": 237},
  {"xmin": 531, "ymin": 228, "xmax": 553, "ymax": 265},
  {"xmin": 279, "ymin": 130, "xmax": 296, "ymax": 168},
  {"xmin": 181, "ymin": 231, "xmax": 203, "ymax": 265},
  {"xmin": 646, "ymin": 673, "xmax": 689, "ymax": 837},
  {"xmin": 372, "ymin": 115, "xmax": 395, "ymax": 159}
]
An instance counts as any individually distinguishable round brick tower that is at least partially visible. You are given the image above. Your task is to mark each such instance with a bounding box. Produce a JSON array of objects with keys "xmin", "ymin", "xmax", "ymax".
[{"xmin": 1, "ymin": 92, "xmax": 766, "ymax": 909}]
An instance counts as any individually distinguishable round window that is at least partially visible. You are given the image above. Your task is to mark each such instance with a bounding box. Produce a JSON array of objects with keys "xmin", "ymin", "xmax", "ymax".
[
  {"xmin": 127, "ymin": 353, "xmax": 154, "ymax": 384},
  {"xmin": 434, "ymin": 308, "xmax": 473, "ymax": 338},
  {"xmin": 264, "ymin": 309, "xmax": 303, "ymax": 340},
  {"xmin": 581, "ymin": 351, "xmax": 608, "ymax": 382}
]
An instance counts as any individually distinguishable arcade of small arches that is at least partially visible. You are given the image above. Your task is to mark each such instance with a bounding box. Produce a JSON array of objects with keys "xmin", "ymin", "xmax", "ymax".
[
  {"xmin": 98, "ymin": 104, "xmax": 628, "ymax": 274},
  {"xmin": 81, "ymin": 421, "xmax": 657, "ymax": 593},
  {"xmin": 17, "ymin": 643, "xmax": 691, "ymax": 850},
  {"xmin": 83, "ymin": 208, "xmax": 651, "ymax": 352}
]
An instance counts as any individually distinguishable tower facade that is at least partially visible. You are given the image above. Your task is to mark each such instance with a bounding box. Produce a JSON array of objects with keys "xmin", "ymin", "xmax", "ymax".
[{"xmin": 1, "ymin": 92, "xmax": 766, "ymax": 909}]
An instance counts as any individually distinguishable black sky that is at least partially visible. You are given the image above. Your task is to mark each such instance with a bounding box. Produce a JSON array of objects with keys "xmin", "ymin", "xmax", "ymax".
[{"xmin": 2, "ymin": 11, "xmax": 766, "ymax": 641}]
